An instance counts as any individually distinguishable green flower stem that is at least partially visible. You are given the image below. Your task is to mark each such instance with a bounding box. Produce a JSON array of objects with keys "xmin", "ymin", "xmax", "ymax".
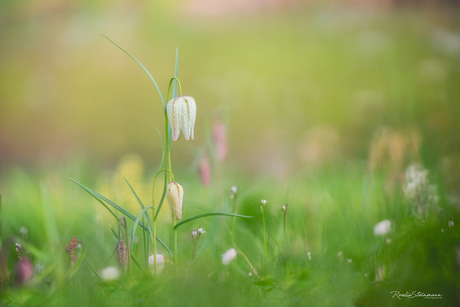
[
  {"xmin": 173, "ymin": 215, "xmax": 177, "ymax": 272},
  {"xmin": 262, "ymin": 209, "xmax": 268, "ymax": 256}
]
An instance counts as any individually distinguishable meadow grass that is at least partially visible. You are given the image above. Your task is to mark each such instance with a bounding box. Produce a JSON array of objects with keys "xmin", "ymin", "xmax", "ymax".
[{"xmin": 0, "ymin": 158, "xmax": 459, "ymax": 306}]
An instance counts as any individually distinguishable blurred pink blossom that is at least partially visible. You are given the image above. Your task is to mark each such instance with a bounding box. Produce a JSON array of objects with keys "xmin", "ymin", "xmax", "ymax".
[
  {"xmin": 213, "ymin": 119, "xmax": 227, "ymax": 162},
  {"xmin": 199, "ymin": 154, "xmax": 211, "ymax": 186}
]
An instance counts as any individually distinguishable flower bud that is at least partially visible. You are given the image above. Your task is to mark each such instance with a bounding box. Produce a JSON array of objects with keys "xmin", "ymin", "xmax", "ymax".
[
  {"xmin": 198, "ymin": 154, "xmax": 211, "ymax": 187},
  {"xmin": 221, "ymin": 248, "xmax": 237, "ymax": 265},
  {"xmin": 213, "ymin": 118, "xmax": 227, "ymax": 162},
  {"xmin": 15, "ymin": 258, "xmax": 33, "ymax": 286},
  {"xmin": 166, "ymin": 96, "xmax": 197, "ymax": 141},
  {"xmin": 116, "ymin": 239, "xmax": 128, "ymax": 272},
  {"xmin": 166, "ymin": 181, "xmax": 184, "ymax": 220}
]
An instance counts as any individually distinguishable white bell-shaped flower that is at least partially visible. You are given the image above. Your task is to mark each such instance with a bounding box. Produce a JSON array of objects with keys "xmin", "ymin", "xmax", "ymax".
[
  {"xmin": 166, "ymin": 181, "xmax": 184, "ymax": 220},
  {"xmin": 221, "ymin": 248, "xmax": 237, "ymax": 265},
  {"xmin": 148, "ymin": 254, "xmax": 166, "ymax": 274},
  {"xmin": 166, "ymin": 96, "xmax": 197, "ymax": 141}
]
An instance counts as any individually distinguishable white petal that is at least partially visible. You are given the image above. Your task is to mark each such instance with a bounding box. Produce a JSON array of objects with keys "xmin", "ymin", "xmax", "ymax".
[
  {"xmin": 167, "ymin": 97, "xmax": 182, "ymax": 141},
  {"xmin": 373, "ymin": 219, "xmax": 391, "ymax": 236},
  {"xmin": 180, "ymin": 96, "xmax": 196, "ymax": 141},
  {"xmin": 221, "ymin": 248, "xmax": 237, "ymax": 265},
  {"xmin": 166, "ymin": 182, "xmax": 184, "ymax": 220},
  {"xmin": 100, "ymin": 267, "xmax": 120, "ymax": 281}
]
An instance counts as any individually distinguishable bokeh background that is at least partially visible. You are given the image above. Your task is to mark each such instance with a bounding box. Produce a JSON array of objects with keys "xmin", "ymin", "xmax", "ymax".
[{"xmin": 1, "ymin": 0, "xmax": 460, "ymax": 176}]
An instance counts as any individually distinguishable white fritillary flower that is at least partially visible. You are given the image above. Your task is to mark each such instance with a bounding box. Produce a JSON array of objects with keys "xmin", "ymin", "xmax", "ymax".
[
  {"xmin": 166, "ymin": 181, "xmax": 184, "ymax": 220},
  {"xmin": 221, "ymin": 248, "xmax": 237, "ymax": 265},
  {"xmin": 373, "ymin": 219, "xmax": 391, "ymax": 236},
  {"xmin": 100, "ymin": 267, "xmax": 120, "ymax": 281},
  {"xmin": 148, "ymin": 254, "xmax": 166, "ymax": 274},
  {"xmin": 167, "ymin": 96, "xmax": 197, "ymax": 141}
]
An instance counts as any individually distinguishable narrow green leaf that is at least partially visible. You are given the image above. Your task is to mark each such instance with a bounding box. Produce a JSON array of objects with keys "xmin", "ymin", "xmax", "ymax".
[
  {"xmin": 100, "ymin": 34, "xmax": 165, "ymax": 108},
  {"xmin": 174, "ymin": 212, "xmax": 253, "ymax": 229},
  {"xmin": 70, "ymin": 248, "xmax": 88, "ymax": 278},
  {"xmin": 130, "ymin": 206, "xmax": 153, "ymax": 252},
  {"xmin": 69, "ymin": 178, "xmax": 173, "ymax": 257},
  {"xmin": 124, "ymin": 177, "xmax": 155, "ymax": 245}
]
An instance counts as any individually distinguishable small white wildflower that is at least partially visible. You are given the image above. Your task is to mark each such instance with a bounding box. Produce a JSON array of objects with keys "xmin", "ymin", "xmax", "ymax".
[
  {"xmin": 449, "ymin": 220, "xmax": 454, "ymax": 228},
  {"xmin": 441, "ymin": 229, "xmax": 444, "ymax": 233},
  {"xmin": 192, "ymin": 230, "xmax": 198, "ymax": 239},
  {"xmin": 148, "ymin": 254, "xmax": 166, "ymax": 274},
  {"xmin": 307, "ymin": 252, "xmax": 311, "ymax": 261},
  {"xmin": 337, "ymin": 251, "xmax": 343, "ymax": 262},
  {"xmin": 282, "ymin": 205, "xmax": 286, "ymax": 212},
  {"xmin": 261, "ymin": 199, "xmax": 267, "ymax": 206},
  {"xmin": 77, "ymin": 244, "xmax": 82, "ymax": 249},
  {"xmin": 374, "ymin": 219, "xmax": 391, "ymax": 236},
  {"xmin": 248, "ymin": 272, "xmax": 252, "ymax": 278},
  {"xmin": 231, "ymin": 186, "xmax": 237, "ymax": 194},
  {"xmin": 19, "ymin": 227, "xmax": 28, "ymax": 235},
  {"xmin": 198, "ymin": 228, "xmax": 205, "ymax": 234},
  {"xmin": 386, "ymin": 238, "xmax": 391, "ymax": 244},
  {"xmin": 221, "ymin": 248, "xmax": 237, "ymax": 265},
  {"xmin": 347, "ymin": 259, "xmax": 352, "ymax": 263},
  {"xmin": 100, "ymin": 267, "xmax": 120, "ymax": 281}
]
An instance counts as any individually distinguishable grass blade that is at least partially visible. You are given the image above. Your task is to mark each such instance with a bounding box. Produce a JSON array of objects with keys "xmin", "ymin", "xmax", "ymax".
[
  {"xmin": 100, "ymin": 34, "xmax": 165, "ymax": 108},
  {"xmin": 69, "ymin": 178, "xmax": 173, "ymax": 257},
  {"xmin": 124, "ymin": 178, "xmax": 155, "ymax": 245},
  {"xmin": 130, "ymin": 206, "xmax": 153, "ymax": 252},
  {"xmin": 174, "ymin": 212, "xmax": 253, "ymax": 230}
]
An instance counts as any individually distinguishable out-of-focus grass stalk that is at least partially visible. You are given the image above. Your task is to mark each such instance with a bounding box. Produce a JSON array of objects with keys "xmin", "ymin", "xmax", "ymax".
[
  {"xmin": 151, "ymin": 168, "xmax": 174, "ymax": 276},
  {"xmin": 231, "ymin": 192, "xmax": 238, "ymax": 249},
  {"xmin": 261, "ymin": 200, "xmax": 268, "ymax": 256},
  {"xmin": 237, "ymin": 250, "xmax": 259, "ymax": 278},
  {"xmin": 282, "ymin": 204, "xmax": 289, "ymax": 274}
]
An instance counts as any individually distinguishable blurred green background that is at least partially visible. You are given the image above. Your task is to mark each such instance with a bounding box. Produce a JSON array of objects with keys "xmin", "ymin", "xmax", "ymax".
[{"xmin": 1, "ymin": 0, "xmax": 460, "ymax": 175}]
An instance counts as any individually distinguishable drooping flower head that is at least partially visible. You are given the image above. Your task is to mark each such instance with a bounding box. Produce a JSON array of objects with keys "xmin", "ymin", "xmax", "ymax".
[
  {"xmin": 166, "ymin": 181, "xmax": 184, "ymax": 220},
  {"xmin": 167, "ymin": 96, "xmax": 196, "ymax": 141}
]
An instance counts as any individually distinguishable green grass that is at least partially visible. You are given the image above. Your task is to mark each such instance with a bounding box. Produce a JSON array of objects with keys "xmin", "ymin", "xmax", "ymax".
[{"xmin": 1, "ymin": 160, "xmax": 459, "ymax": 306}]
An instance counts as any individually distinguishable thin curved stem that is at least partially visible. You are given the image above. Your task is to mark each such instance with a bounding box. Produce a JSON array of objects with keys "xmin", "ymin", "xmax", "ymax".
[
  {"xmin": 166, "ymin": 77, "xmax": 183, "ymax": 102},
  {"xmin": 238, "ymin": 250, "xmax": 259, "ymax": 278}
]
